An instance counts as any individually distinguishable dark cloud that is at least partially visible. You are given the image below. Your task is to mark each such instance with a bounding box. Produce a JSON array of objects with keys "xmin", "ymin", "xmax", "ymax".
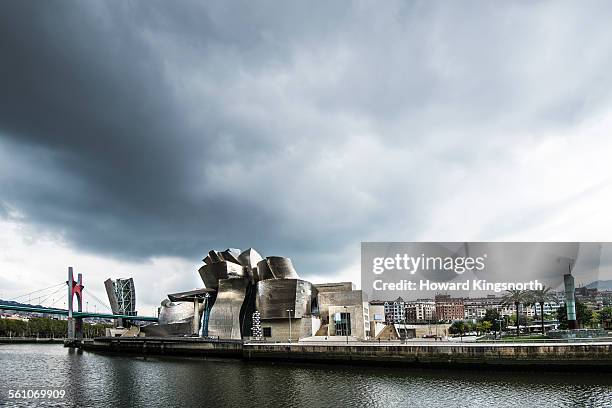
[
  {"xmin": 1, "ymin": 1, "xmax": 612, "ymax": 279},
  {"xmin": 0, "ymin": 1, "xmax": 383, "ymax": 274}
]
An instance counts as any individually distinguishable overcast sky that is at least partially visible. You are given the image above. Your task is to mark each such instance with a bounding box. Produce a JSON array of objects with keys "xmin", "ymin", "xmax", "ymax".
[{"xmin": 1, "ymin": 1, "xmax": 612, "ymax": 313}]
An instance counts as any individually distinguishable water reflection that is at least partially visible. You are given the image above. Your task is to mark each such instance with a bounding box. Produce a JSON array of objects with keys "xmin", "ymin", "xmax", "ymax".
[{"xmin": 1, "ymin": 344, "xmax": 612, "ymax": 407}]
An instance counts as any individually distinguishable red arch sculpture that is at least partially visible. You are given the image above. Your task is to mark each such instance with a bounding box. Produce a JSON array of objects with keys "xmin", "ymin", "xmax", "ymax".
[{"xmin": 67, "ymin": 267, "xmax": 84, "ymax": 340}]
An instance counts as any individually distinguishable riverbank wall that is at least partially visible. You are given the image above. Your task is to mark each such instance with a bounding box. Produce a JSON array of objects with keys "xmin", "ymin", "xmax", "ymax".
[
  {"xmin": 244, "ymin": 342, "xmax": 612, "ymax": 369},
  {"xmin": 0, "ymin": 337, "xmax": 64, "ymax": 344},
  {"xmin": 79, "ymin": 337, "xmax": 612, "ymax": 370},
  {"xmin": 81, "ymin": 337, "xmax": 242, "ymax": 357}
]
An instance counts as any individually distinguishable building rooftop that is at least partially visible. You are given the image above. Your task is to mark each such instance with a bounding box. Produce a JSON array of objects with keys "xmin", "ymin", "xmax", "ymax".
[{"xmin": 167, "ymin": 288, "xmax": 215, "ymax": 302}]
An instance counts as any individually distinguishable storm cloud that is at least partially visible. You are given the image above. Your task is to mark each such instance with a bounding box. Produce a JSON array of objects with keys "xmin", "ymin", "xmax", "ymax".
[{"xmin": 2, "ymin": 0, "xmax": 612, "ymax": 289}]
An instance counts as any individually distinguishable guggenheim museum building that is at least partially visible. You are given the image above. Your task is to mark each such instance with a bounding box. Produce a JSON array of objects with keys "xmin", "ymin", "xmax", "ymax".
[{"xmin": 138, "ymin": 247, "xmax": 370, "ymax": 342}]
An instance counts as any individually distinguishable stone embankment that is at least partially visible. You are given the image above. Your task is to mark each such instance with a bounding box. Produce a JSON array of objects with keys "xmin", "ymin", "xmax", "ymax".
[{"xmin": 78, "ymin": 337, "xmax": 612, "ymax": 370}]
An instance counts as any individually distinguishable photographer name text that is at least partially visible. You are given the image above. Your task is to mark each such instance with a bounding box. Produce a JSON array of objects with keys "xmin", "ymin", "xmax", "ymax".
[{"xmin": 372, "ymin": 279, "xmax": 543, "ymax": 293}]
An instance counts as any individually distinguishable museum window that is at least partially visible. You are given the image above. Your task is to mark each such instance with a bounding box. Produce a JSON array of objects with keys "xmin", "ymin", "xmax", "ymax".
[
  {"xmin": 311, "ymin": 297, "xmax": 319, "ymax": 316},
  {"xmin": 263, "ymin": 327, "xmax": 272, "ymax": 337},
  {"xmin": 334, "ymin": 312, "xmax": 351, "ymax": 336}
]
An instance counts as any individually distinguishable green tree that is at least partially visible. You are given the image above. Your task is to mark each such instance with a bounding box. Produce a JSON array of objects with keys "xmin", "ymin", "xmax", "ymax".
[
  {"xmin": 482, "ymin": 309, "xmax": 500, "ymax": 324},
  {"xmin": 502, "ymin": 290, "xmax": 530, "ymax": 337},
  {"xmin": 481, "ymin": 309, "xmax": 502, "ymax": 335},
  {"xmin": 28, "ymin": 318, "xmax": 45, "ymax": 337},
  {"xmin": 599, "ymin": 306, "xmax": 612, "ymax": 329},
  {"xmin": 0, "ymin": 317, "xmax": 110, "ymax": 339},
  {"xmin": 529, "ymin": 286, "xmax": 557, "ymax": 334},
  {"xmin": 477, "ymin": 321, "xmax": 493, "ymax": 334},
  {"xmin": 3, "ymin": 319, "xmax": 28, "ymax": 337},
  {"xmin": 508, "ymin": 314, "xmax": 527, "ymax": 327},
  {"xmin": 449, "ymin": 321, "xmax": 466, "ymax": 338}
]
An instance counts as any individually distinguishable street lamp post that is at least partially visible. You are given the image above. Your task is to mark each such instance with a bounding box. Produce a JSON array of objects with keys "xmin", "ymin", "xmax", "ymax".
[
  {"xmin": 402, "ymin": 308, "xmax": 407, "ymax": 344},
  {"xmin": 286, "ymin": 309, "xmax": 293, "ymax": 343}
]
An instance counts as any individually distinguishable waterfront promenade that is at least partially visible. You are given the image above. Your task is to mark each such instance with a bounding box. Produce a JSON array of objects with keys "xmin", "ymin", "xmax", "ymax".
[
  {"xmin": 79, "ymin": 337, "xmax": 612, "ymax": 370},
  {"xmin": 0, "ymin": 337, "xmax": 64, "ymax": 344}
]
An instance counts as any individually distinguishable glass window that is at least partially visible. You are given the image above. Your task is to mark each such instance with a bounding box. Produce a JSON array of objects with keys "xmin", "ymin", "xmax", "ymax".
[
  {"xmin": 335, "ymin": 312, "xmax": 351, "ymax": 336},
  {"xmin": 263, "ymin": 327, "xmax": 272, "ymax": 337}
]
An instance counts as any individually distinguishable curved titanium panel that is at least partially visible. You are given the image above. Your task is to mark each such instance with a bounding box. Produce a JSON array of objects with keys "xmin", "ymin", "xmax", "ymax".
[
  {"xmin": 207, "ymin": 278, "xmax": 249, "ymax": 340},
  {"xmin": 220, "ymin": 248, "xmax": 242, "ymax": 265},
  {"xmin": 255, "ymin": 279, "xmax": 316, "ymax": 319},
  {"xmin": 158, "ymin": 300, "xmax": 199, "ymax": 325},
  {"xmin": 208, "ymin": 250, "xmax": 222, "ymax": 263},
  {"xmin": 256, "ymin": 259, "xmax": 274, "ymax": 280},
  {"xmin": 238, "ymin": 248, "xmax": 263, "ymax": 269},
  {"xmin": 198, "ymin": 264, "xmax": 219, "ymax": 290},
  {"xmin": 239, "ymin": 248, "xmax": 263, "ymax": 282},
  {"xmin": 267, "ymin": 256, "xmax": 299, "ymax": 279},
  {"xmin": 198, "ymin": 261, "xmax": 247, "ymax": 290}
]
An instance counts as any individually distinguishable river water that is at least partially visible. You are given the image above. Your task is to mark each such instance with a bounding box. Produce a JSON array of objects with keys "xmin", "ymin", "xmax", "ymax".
[{"xmin": 1, "ymin": 344, "xmax": 612, "ymax": 407}]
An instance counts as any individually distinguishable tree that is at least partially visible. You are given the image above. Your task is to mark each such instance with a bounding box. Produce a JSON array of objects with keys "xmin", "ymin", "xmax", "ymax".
[
  {"xmin": 0, "ymin": 317, "xmax": 108, "ymax": 339},
  {"xmin": 1, "ymin": 319, "xmax": 28, "ymax": 337},
  {"xmin": 477, "ymin": 321, "xmax": 493, "ymax": 334},
  {"xmin": 481, "ymin": 309, "xmax": 501, "ymax": 336},
  {"xmin": 529, "ymin": 286, "xmax": 557, "ymax": 334},
  {"xmin": 557, "ymin": 301, "xmax": 593, "ymax": 329},
  {"xmin": 482, "ymin": 309, "xmax": 500, "ymax": 324},
  {"xmin": 502, "ymin": 290, "xmax": 529, "ymax": 337},
  {"xmin": 449, "ymin": 321, "xmax": 466, "ymax": 338},
  {"xmin": 599, "ymin": 306, "xmax": 612, "ymax": 329},
  {"xmin": 508, "ymin": 313, "xmax": 527, "ymax": 327}
]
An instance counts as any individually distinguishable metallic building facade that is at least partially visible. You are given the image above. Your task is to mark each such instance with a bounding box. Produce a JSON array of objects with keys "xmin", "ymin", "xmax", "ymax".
[
  {"xmin": 256, "ymin": 259, "xmax": 274, "ymax": 281},
  {"xmin": 146, "ymin": 247, "xmax": 322, "ymax": 341},
  {"xmin": 104, "ymin": 278, "xmax": 136, "ymax": 316},
  {"xmin": 199, "ymin": 249, "xmax": 319, "ymax": 340},
  {"xmin": 206, "ymin": 278, "xmax": 250, "ymax": 339},
  {"xmin": 158, "ymin": 299, "xmax": 201, "ymax": 325},
  {"xmin": 266, "ymin": 256, "xmax": 299, "ymax": 279},
  {"xmin": 238, "ymin": 248, "xmax": 263, "ymax": 282},
  {"xmin": 197, "ymin": 248, "xmax": 263, "ymax": 339},
  {"xmin": 198, "ymin": 261, "xmax": 247, "ymax": 290},
  {"xmin": 256, "ymin": 279, "xmax": 317, "ymax": 319}
]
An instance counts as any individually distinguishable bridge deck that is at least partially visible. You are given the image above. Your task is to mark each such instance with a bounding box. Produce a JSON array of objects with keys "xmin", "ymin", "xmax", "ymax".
[{"xmin": 0, "ymin": 304, "xmax": 158, "ymax": 321}]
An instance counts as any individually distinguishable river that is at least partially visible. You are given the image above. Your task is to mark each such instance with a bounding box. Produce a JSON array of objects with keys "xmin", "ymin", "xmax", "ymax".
[{"xmin": 1, "ymin": 344, "xmax": 611, "ymax": 407}]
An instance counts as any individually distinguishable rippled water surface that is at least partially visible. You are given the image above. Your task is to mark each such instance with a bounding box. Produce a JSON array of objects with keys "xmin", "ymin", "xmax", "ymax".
[{"xmin": 1, "ymin": 344, "xmax": 612, "ymax": 407}]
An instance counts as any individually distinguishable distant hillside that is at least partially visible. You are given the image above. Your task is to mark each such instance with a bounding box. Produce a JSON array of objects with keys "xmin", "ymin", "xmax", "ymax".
[
  {"xmin": 585, "ymin": 280, "xmax": 612, "ymax": 290},
  {"xmin": 0, "ymin": 299, "xmax": 44, "ymax": 309}
]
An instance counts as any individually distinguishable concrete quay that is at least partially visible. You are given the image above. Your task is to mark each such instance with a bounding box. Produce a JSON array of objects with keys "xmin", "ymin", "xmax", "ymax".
[
  {"xmin": 0, "ymin": 337, "xmax": 64, "ymax": 344},
  {"xmin": 81, "ymin": 337, "xmax": 242, "ymax": 357},
  {"xmin": 243, "ymin": 341, "xmax": 612, "ymax": 369},
  {"xmin": 79, "ymin": 337, "xmax": 612, "ymax": 370}
]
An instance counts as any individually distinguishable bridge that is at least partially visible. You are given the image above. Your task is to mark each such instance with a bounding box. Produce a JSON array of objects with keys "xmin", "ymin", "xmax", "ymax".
[
  {"xmin": 0, "ymin": 267, "xmax": 158, "ymax": 344},
  {"xmin": 0, "ymin": 304, "xmax": 158, "ymax": 321}
]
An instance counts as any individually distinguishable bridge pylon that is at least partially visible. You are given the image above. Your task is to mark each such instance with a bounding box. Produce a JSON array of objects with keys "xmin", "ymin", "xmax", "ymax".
[{"xmin": 66, "ymin": 267, "xmax": 84, "ymax": 346}]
